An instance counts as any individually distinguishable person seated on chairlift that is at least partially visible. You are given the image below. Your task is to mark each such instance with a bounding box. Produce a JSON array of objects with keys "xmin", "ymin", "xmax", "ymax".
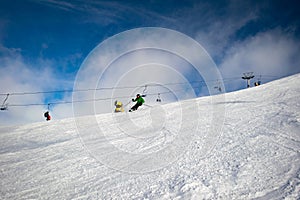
[{"xmin": 44, "ymin": 111, "xmax": 51, "ymax": 121}]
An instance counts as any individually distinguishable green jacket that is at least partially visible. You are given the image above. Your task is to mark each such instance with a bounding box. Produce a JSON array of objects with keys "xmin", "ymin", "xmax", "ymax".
[{"xmin": 133, "ymin": 96, "xmax": 145, "ymax": 104}]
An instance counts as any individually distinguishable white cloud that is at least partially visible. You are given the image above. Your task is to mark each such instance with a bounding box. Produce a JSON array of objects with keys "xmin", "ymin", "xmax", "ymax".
[
  {"xmin": 164, "ymin": 0, "xmax": 260, "ymax": 60},
  {"xmin": 0, "ymin": 44, "xmax": 73, "ymax": 126}
]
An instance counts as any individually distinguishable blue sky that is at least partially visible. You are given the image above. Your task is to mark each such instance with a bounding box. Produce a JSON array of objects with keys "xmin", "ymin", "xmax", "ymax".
[{"xmin": 1, "ymin": 0, "xmax": 300, "ymax": 125}]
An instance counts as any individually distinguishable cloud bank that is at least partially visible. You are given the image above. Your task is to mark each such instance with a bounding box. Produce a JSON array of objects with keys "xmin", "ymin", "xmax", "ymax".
[{"xmin": 220, "ymin": 28, "xmax": 300, "ymax": 91}]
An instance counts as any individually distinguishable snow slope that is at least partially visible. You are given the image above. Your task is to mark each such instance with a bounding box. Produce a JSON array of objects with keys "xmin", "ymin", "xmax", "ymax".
[{"xmin": 1, "ymin": 74, "xmax": 300, "ymax": 199}]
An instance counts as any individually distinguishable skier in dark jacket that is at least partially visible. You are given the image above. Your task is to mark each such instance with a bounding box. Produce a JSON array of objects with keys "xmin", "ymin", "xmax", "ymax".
[{"xmin": 130, "ymin": 94, "xmax": 145, "ymax": 112}]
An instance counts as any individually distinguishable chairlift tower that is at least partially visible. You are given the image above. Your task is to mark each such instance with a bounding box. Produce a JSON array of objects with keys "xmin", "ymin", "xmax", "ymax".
[{"xmin": 242, "ymin": 72, "xmax": 255, "ymax": 88}]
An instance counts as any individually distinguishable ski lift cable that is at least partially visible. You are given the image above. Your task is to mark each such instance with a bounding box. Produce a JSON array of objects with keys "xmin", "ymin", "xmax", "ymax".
[
  {"xmin": 1, "ymin": 74, "xmax": 272, "ymax": 107},
  {"xmin": 7, "ymin": 87, "xmax": 197, "ymax": 107},
  {"xmin": 0, "ymin": 75, "xmax": 276, "ymax": 107},
  {"xmin": 0, "ymin": 75, "xmax": 276, "ymax": 97},
  {"xmin": 6, "ymin": 80, "xmax": 249, "ymax": 108},
  {"xmin": 1, "ymin": 75, "xmax": 270, "ymax": 108},
  {"xmin": 0, "ymin": 84, "xmax": 179, "ymax": 96},
  {"xmin": 0, "ymin": 76, "xmax": 247, "ymax": 96}
]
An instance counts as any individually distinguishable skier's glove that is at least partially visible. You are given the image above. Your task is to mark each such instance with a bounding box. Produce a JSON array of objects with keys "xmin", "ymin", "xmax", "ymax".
[{"xmin": 132, "ymin": 99, "xmax": 134, "ymax": 102}]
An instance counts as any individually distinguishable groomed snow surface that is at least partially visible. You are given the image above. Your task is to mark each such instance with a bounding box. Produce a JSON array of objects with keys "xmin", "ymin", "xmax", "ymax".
[{"xmin": 1, "ymin": 74, "xmax": 300, "ymax": 199}]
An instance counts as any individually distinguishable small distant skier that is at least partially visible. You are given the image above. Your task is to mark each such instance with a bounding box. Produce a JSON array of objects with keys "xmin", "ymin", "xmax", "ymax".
[
  {"xmin": 44, "ymin": 111, "xmax": 51, "ymax": 121},
  {"xmin": 129, "ymin": 94, "xmax": 145, "ymax": 112}
]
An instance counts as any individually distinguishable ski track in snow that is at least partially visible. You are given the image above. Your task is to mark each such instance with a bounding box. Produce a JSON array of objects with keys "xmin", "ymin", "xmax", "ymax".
[{"xmin": 1, "ymin": 74, "xmax": 300, "ymax": 199}]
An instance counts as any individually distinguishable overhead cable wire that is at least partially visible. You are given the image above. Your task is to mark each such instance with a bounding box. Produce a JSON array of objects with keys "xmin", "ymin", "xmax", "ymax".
[
  {"xmin": 0, "ymin": 76, "xmax": 245, "ymax": 96},
  {"xmin": 0, "ymin": 75, "xmax": 277, "ymax": 108},
  {"xmin": 7, "ymin": 87, "xmax": 196, "ymax": 107}
]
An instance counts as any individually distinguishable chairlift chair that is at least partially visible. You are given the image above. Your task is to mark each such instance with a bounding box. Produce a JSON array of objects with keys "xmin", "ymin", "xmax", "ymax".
[{"xmin": 156, "ymin": 93, "xmax": 161, "ymax": 102}]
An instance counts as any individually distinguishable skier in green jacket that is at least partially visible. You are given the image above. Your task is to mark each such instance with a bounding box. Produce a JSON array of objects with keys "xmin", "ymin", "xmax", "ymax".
[{"xmin": 130, "ymin": 94, "xmax": 145, "ymax": 112}]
